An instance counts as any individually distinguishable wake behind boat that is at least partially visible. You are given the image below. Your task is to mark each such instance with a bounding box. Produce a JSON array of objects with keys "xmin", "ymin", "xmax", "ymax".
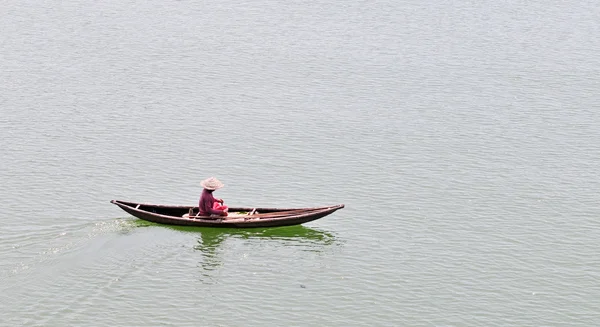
[{"xmin": 111, "ymin": 200, "xmax": 344, "ymax": 228}]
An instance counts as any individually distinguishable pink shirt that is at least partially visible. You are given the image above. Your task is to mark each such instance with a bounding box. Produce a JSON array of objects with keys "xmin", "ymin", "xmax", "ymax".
[{"xmin": 198, "ymin": 189, "xmax": 225, "ymax": 216}]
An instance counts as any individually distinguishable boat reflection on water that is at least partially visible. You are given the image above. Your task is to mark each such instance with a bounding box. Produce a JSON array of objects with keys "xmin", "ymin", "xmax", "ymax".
[
  {"xmin": 196, "ymin": 225, "xmax": 337, "ymax": 247},
  {"xmin": 132, "ymin": 219, "xmax": 337, "ymax": 246},
  {"xmin": 146, "ymin": 223, "xmax": 340, "ymax": 279}
]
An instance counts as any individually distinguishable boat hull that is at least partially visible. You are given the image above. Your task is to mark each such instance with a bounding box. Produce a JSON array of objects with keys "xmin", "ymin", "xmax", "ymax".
[{"xmin": 111, "ymin": 200, "xmax": 344, "ymax": 228}]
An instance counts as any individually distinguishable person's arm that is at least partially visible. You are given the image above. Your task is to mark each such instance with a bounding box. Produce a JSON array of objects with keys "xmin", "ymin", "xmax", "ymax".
[{"xmin": 207, "ymin": 196, "xmax": 226, "ymax": 216}]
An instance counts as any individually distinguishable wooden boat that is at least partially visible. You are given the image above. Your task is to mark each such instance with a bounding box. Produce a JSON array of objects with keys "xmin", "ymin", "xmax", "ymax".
[{"xmin": 110, "ymin": 200, "xmax": 344, "ymax": 228}]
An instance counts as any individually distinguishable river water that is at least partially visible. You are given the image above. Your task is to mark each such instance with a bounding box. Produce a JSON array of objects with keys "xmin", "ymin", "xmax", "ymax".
[{"xmin": 1, "ymin": 1, "xmax": 600, "ymax": 326}]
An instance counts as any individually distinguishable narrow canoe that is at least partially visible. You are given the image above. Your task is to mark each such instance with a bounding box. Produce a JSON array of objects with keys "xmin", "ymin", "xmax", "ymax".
[{"xmin": 110, "ymin": 200, "xmax": 344, "ymax": 228}]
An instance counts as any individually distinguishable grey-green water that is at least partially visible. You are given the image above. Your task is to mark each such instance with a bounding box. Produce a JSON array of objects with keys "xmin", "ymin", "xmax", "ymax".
[{"xmin": 2, "ymin": 1, "xmax": 600, "ymax": 326}]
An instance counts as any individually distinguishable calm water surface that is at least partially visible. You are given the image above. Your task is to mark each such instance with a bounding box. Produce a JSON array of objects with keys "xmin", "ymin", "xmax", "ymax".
[{"xmin": 1, "ymin": 1, "xmax": 600, "ymax": 326}]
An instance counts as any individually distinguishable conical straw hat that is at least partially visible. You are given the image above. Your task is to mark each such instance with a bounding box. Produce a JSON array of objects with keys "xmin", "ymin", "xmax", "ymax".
[{"xmin": 201, "ymin": 177, "xmax": 224, "ymax": 190}]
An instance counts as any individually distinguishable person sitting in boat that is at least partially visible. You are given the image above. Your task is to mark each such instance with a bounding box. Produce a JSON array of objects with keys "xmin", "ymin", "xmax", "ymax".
[{"xmin": 199, "ymin": 177, "xmax": 228, "ymax": 217}]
